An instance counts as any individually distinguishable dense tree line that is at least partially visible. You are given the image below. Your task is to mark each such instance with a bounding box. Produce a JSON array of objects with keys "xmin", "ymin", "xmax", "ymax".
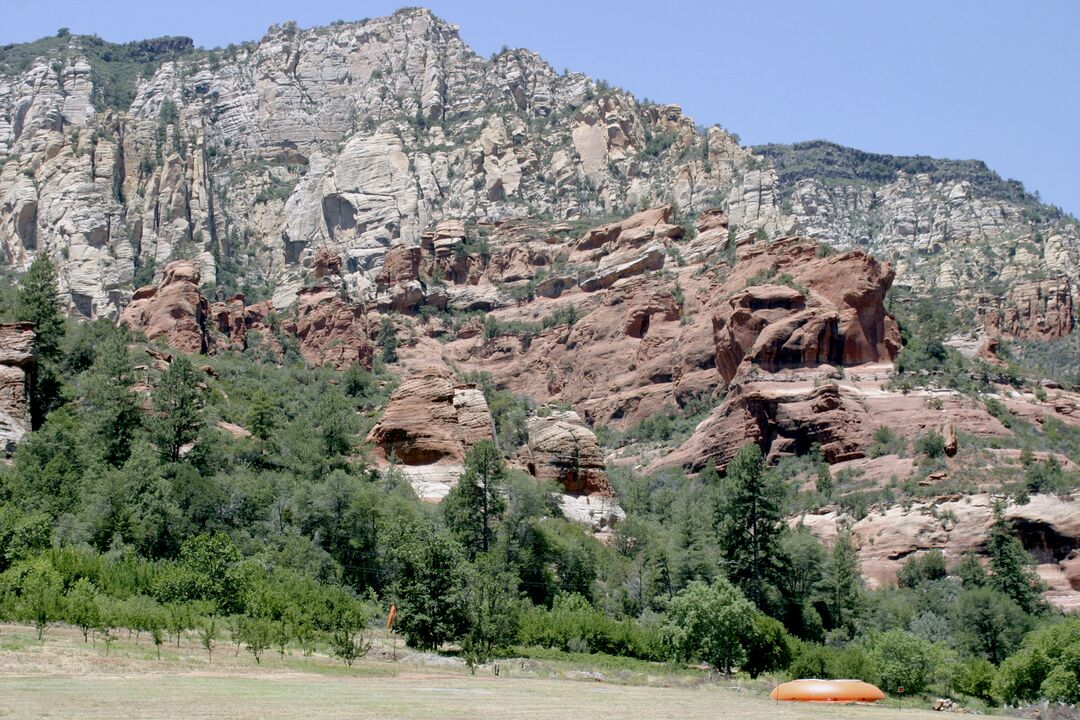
[{"xmin": 0, "ymin": 259, "xmax": 1076, "ymax": 708}]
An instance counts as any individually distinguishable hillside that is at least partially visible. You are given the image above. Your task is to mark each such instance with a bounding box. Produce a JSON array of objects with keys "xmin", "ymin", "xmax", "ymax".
[{"xmin": 1, "ymin": 8, "xmax": 1079, "ymax": 714}]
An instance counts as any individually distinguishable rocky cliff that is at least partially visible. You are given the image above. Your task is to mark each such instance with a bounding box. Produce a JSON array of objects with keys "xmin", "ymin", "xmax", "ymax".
[
  {"xmin": 0, "ymin": 323, "xmax": 36, "ymax": 454},
  {"xmin": 5, "ymin": 11, "xmax": 1074, "ymax": 326}
]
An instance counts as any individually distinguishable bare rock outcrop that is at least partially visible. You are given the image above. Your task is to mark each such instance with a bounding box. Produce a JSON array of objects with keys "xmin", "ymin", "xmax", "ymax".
[
  {"xmin": 522, "ymin": 411, "xmax": 614, "ymax": 496},
  {"xmin": 119, "ymin": 261, "xmax": 208, "ymax": 354},
  {"xmin": 798, "ymin": 491, "xmax": 1080, "ymax": 611},
  {"xmin": 366, "ymin": 367, "xmax": 494, "ymax": 500},
  {"xmin": 978, "ymin": 277, "xmax": 1074, "ymax": 341},
  {"xmin": 714, "ymin": 238, "xmax": 899, "ymax": 382},
  {"xmin": 0, "ymin": 323, "xmax": 36, "ymax": 455},
  {"xmin": 281, "ymin": 286, "xmax": 372, "ymax": 370}
]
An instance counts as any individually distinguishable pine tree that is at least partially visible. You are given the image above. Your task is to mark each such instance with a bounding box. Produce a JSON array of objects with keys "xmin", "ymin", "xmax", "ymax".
[
  {"xmin": 816, "ymin": 529, "xmax": 863, "ymax": 635},
  {"xmin": 987, "ymin": 512, "xmax": 1044, "ymax": 614},
  {"xmin": 80, "ymin": 331, "xmax": 141, "ymax": 466},
  {"xmin": 246, "ymin": 389, "xmax": 278, "ymax": 442},
  {"xmin": 151, "ymin": 355, "xmax": 203, "ymax": 462},
  {"xmin": 15, "ymin": 256, "xmax": 65, "ymax": 361},
  {"xmin": 715, "ymin": 444, "xmax": 784, "ymax": 609},
  {"xmin": 443, "ymin": 440, "xmax": 505, "ymax": 558},
  {"xmin": 15, "ymin": 255, "xmax": 66, "ymax": 426}
]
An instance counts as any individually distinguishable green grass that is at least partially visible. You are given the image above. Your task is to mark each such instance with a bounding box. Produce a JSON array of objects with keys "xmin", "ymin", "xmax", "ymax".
[{"xmin": 0, "ymin": 623, "xmax": 946, "ymax": 718}]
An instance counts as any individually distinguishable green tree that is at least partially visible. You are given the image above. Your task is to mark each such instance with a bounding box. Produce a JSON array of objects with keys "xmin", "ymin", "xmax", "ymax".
[
  {"xmin": 864, "ymin": 629, "xmax": 936, "ymax": 695},
  {"xmin": 462, "ymin": 554, "xmax": 520, "ymax": 664},
  {"xmin": 987, "ymin": 513, "xmax": 1043, "ymax": 614},
  {"xmin": 897, "ymin": 549, "xmax": 947, "ymax": 588},
  {"xmin": 240, "ymin": 616, "xmax": 272, "ymax": 664},
  {"xmin": 245, "ymin": 389, "xmax": 277, "ymax": 442},
  {"xmin": 329, "ymin": 600, "xmax": 373, "ymax": 667},
  {"xmin": 816, "ymin": 530, "xmax": 863, "ymax": 635},
  {"xmin": 198, "ymin": 615, "xmax": 219, "ymax": 661},
  {"xmin": 378, "ymin": 317, "xmax": 398, "ymax": 363},
  {"xmin": 19, "ymin": 560, "xmax": 63, "ymax": 641},
  {"xmin": 151, "ymin": 355, "xmax": 204, "ymax": 462},
  {"xmin": 16, "ymin": 256, "xmax": 65, "ymax": 360},
  {"xmin": 715, "ymin": 444, "xmax": 784, "ymax": 609},
  {"xmin": 778, "ymin": 528, "xmax": 826, "ymax": 639},
  {"xmin": 313, "ymin": 386, "xmax": 357, "ymax": 458},
  {"xmin": 15, "ymin": 256, "xmax": 66, "ymax": 426},
  {"xmin": 443, "ymin": 441, "xmax": 506, "ymax": 558},
  {"xmin": 742, "ymin": 612, "xmax": 794, "ymax": 679},
  {"xmin": 661, "ymin": 576, "xmax": 755, "ymax": 675},
  {"xmin": 951, "ymin": 587, "xmax": 1030, "ymax": 664},
  {"xmin": 65, "ymin": 577, "xmax": 101, "ymax": 642},
  {"xmin": 993, "ymin": 618, "xmax": 1080, "ymax": 705},
  {"xmin": 386, "ymin": 527, "xmax": 469, "ymax": 651},
  {"xmin": 79, "ymin": 330, "xmax": 141, "ymax": 466}
]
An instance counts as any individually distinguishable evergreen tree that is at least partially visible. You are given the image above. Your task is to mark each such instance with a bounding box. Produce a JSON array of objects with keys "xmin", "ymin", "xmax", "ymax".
[
  {"xmin": 150, "ymin": 355, "xmax": 203, "ymax": 462},
  {"xmin": 15, "ymin": 255, "xmax": 66, "ymax": 426},
  {"xmin": 715, "ymin": 444, "xmax": 784, "ymax": 609},
  {"xmin": 816, "ymin": 529, "xmax": 863, "ymax": 635},
  {"xmin": 15, "ymin": 255, "xmax": 65, "ymax": 361},
  {"xmin": 80, "ymin": 330, "xmax": 141, "ymax": 466},
  {"xmin": 443, "ymin": 441, "xmax": 505, "ymax": 558},
  {"xmin": 987, "ymin": 513, "xmax": 1044, "ymax": 614},
  {"xmin": 246, "ymin": 389, "xmax": 277, "ymax": 442}
]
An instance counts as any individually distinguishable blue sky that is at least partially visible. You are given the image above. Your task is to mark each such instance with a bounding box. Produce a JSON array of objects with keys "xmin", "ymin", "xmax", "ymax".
[{"xmin": 4, "ymin": 1, "xmax": 1078, "ymax": 215}]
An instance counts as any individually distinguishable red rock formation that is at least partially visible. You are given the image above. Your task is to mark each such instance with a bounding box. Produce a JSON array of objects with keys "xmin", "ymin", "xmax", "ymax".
[
  {"xmin": 119, "ymin": 261, "xmax": 209, "ymax": 354},
  {"xmin": 281, "ymin": 286, "xmax": 372, "ymax": 370},
  {"xmin": 522, "ymin": 411, "xmax": 614, "ymax": 495},
  {"xmin": 311, "ymin": 246, "xmax": 343, "ymax": 278},
  {"xmin": 576, "ymin": 205, "xmax": 683, "ymax": 252},
  {"xmin": 377, "ymin": 245, "xmax": 422, "ymax": 286},
  {"xmin": 714, "ymin": 239, "xmax": 899, "ymax": 383},
  {"xmin": 209, "ymin": 295, "xmax": 247, "ymax": 350},
  {"xmin": 979, "ymin": 277, "xmax": 1073, "ymax": 341},
  {"xmin": 0, "ymin": 323, "xmax": 36, "ymax": 455},
  {"xmin": 367, "ymin": 367, "xmax": 492, "ymax": 465}
]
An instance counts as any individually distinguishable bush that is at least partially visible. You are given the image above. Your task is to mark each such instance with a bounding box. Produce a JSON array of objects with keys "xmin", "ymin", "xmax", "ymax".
[
  {"xmin": 869, "ymin": 426, "xmax": 905, "ymax": 458},
  {"xmin": 516, "ymin": 594, "xmax": 661, "ymax": 660},
  {"xmin": 953, "ymin": 657, "xmax": 996, "ymax": 702},
  {"xmin": 984, "ymin": 398, "xmax": 1013, "ymax": 428},
  {"xmin": 915, "ymin": 431, "xmax": 946, "ymax": 459},
  {"xmin": 864, "ymin": 629, "xmax": 937, "ymax": 695}
]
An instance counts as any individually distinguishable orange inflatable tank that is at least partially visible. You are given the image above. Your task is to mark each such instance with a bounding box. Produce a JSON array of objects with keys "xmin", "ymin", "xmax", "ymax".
[{"xmin": 771, "ymin": 679, "xmax": 886, "ymax": 703}]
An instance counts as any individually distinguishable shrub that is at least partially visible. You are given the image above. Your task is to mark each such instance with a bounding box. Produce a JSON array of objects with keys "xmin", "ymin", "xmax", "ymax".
[
  {"xmin": 915, "ymin": 431, "xmax": 945, "ymax": 459},
  {"xmin": 864, "ymin": 629, "xmax": 937, "ymax": 695}
]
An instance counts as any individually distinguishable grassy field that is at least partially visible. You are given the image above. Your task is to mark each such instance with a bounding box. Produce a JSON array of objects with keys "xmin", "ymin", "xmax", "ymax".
[{"xmin": 0, "ymin": 623, "xmax": 940, "ymax": 719}]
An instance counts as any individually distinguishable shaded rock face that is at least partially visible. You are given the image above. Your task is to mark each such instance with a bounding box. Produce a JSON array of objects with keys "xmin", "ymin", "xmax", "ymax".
[
  {"xmin": 714, "ymin": 238, "xmax": 899, "ymax": 383},
  {"xmin": 281, "ymin": 286, "xmax": 373, "ymax": 370},
  {"xmin": 978, "ymin": 277, "xmax": 1074, "ymax": 341},
  {"xmin": 522, "ymin": 411, "xmax": 614, "ymax": 496},
  {"xmin": 118, "ymin": 260, "xmax": 372, "ymax": 369},
  {"xmin": 366, "ymin": 367, "xmax": 494, "ymax": 501},
  {"xmin": 119, "ymin": 261, "xmax": 209, "ymax": 354},
  {"xmin": 0, "ymin": 323, "xmax": 36, "ymax": 455},
  {"xmin": 799, "ymin": 491, "xmax": 1080, "ymax": 612}
]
